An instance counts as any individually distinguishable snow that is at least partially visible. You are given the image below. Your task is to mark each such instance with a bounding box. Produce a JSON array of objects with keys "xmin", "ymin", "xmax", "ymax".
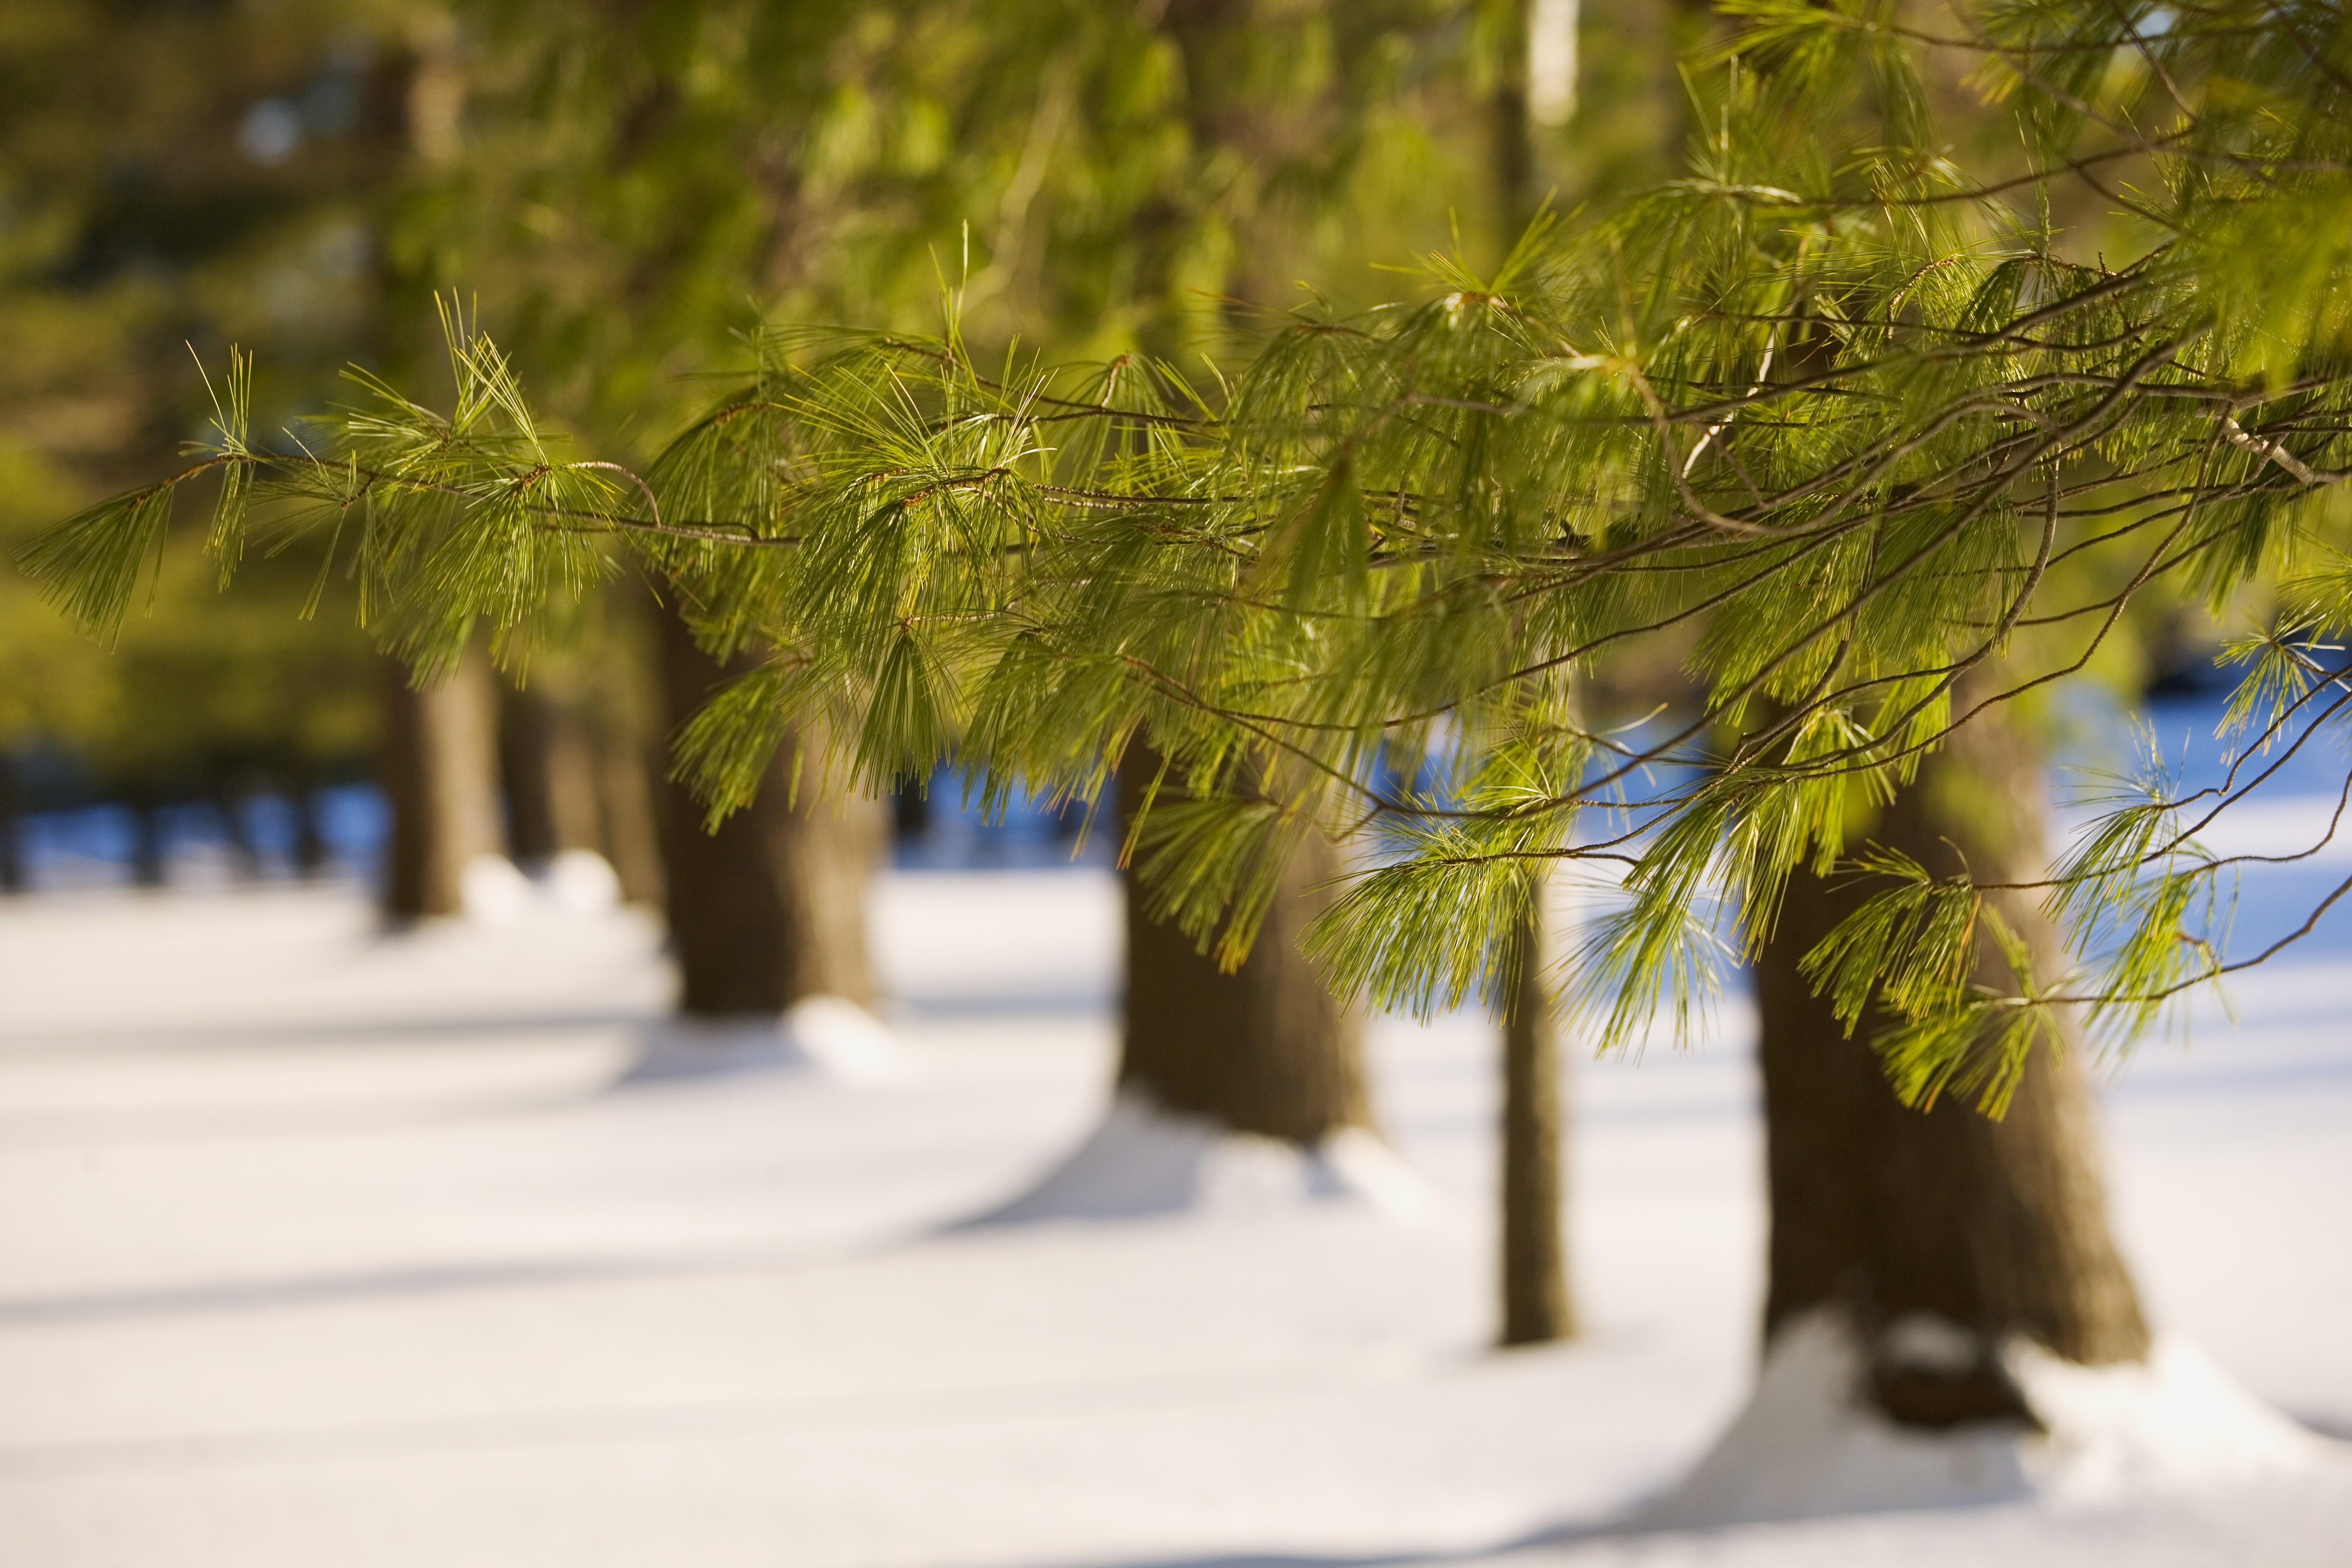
[
  {"xmin": 538, "ymin": 848, "xmax": 625, "ymax": 914},
  {"xmin": 623, "ymin": 998, "xmax": 904, "ymax": 1084},
  {"xmin": 0, "ymin": 868, "xmax": 2347, "ymax": 1568},
  {"xmin": 462, "ymin": 849, "xmax": 626, "ymax": 924},
  {"xmin": 1641, "ymin": 1313, "xmax": 2322, "ymax": 1528},
  {"xmin": 967, "ymin": 1090, "xmax": 1440, "ymax": 1224}
]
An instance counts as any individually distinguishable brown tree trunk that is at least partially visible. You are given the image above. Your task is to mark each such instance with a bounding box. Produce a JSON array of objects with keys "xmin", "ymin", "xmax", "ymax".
[
  {"xmin": 593, "ymin": 722, "xmax": 666, "ymax": 906},
  {"xmin": 124, "ymin": 792, "xmax": 167, "ymax": 888},
  {"xmin": 656, "ymin": 608, "xmax": 877, "ymax": 1017},
  {"xmin": 210, "ymin": 774, "xmax": 259, "ymax": 880},
  {"xmin": 0, "ymin": 751, "xmax": 24, "ymax": 893},
  {"xmin": 1487, "ymin": 0, "xmax": 1538, "ymax": 245},
  {"xmin": 497, "ymin": 679, "xmax": 604, "ymax": 867},
  {"xmin": 1755, "ymin": 699, "xmax": 2150, "ymax": 1426},
  {"xmin": 286, "ymin": 765, "xmax": 329, "ymax": 878},
  {"xmin": 1484, "ymin": 3, "xmax": 1577, "ymax": 1348},
  {"xmin": 378, "ymin": 647, "xmax": 506, "ymax": 921},
  {"xmin": 1096, "ymin": 1, "xmax": 1375, "ymax": 1153},
  {"xmin": 1114, "ymin": 747, "xmax": 1372, "ymax": 1142},
  {"xmin": 1500, "ymin": 893, "xmax": 1576, "ymax": 1345}
]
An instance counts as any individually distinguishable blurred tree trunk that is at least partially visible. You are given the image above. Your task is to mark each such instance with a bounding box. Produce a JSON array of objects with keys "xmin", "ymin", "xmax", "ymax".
[
  {"xmin": 126, "ymin": 795, "xmax": 166, "ymax": 888},
  {"xmin": 378, "ymin": 648, "xmax": 505, "ymax": 921},
  {"xmin": 286, "ymin": 764, "xmax": 329, "ymax": 878},
  {"xmin": 592, "ymin": 720, "xmax": 666, "ymax": 906},
  {"xmin": 655, "ymin": 608, "xmax": 877, "ymax": 1017},
  {"xmin": 1489, "ymin": 0, "xmax": 1577, "ymax": 1346},
  {"xmin": 1754, "ymin": 699, "xmax": 2151, "ymax": 1425},
  {"xmin": 1499, "ymin": 888, "xmax": 1575, "ymax": 1344},
  {"xmin": 497, "ymin": 679, "xmax": 604, "ymax": 867},
  {"xmin": 0, "ymin": 751, "xmax": 22, "ymax": 892},
  {"xmin": 1115, "ymin": 745, "xmax": 1371, "ymax": 1142},
  {"xmin": 889, "ymin": 776, "xmax": 932, "ymax": 843},
  {"xmin": 1082, "ymin": 1, "xmax": 1377, "ymax": 1150},
  {"xmin": 1487, "ymin": 0, "xmax": 1537, "ymax": 243},
  {"xmin": 211, "ymin": 774, "xmax": 259, "ymax": 880}
]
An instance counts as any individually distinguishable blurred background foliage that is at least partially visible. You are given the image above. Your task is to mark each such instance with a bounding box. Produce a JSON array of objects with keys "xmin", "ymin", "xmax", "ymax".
[
  {"xmin": 0, "ymin": 0, "xmax": 421, "ymax": 879},
  {"xmin": 4, "ymin": 0, "xmax": 1703, "ymax": 889},
  {"xmin": 23, "ymin": 0, "xmax": 2207, "ymax": 888}
]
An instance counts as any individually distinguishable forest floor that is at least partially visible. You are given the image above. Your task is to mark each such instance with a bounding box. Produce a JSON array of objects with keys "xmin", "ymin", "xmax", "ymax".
[{"xmin": 0, "ymin": 868, "xmax": 2346, "ymax": 1567}]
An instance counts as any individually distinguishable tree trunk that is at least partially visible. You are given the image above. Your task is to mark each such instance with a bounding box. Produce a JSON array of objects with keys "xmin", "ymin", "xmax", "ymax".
[
  {"xmin": 497, "ymin": 678, "xmax": 604, "ymax": 867},
  {"xmin": 1114, "ymin": 746, "xmax": 1372, "ymax": 1142},
  {"xmin": 889, "ymin": 775, "xmax": 932, "ymax": 842},
  {"xmin": 1101, "ymin": 0, "xmax": 1376, "ymax": 1155},
  {"xmin": 1500, "ymin": 892, "xmax": 1575, "ymax": 1345},
  {"xmin": 0, "ymin": 751, "xmax": 24, "ymax": 893},
  {"xmin": 287, "ymin": 767, "xmax": 329, "ymax": 878},
  {"xmin": 1487, "ymin": 0, "xmax": 1538, "ymax": 243},
  {"xmin": 655, "ymin": 608, "xmax": 877, "ymax": 1017},
  {"xmin": 592, "ymin": 723, "xmax": 666, "ymax": 906},
  {"xmin": 211, "ymin": 775, "xmax": 259, "ymax": 880},
  {"xmin": 1755, "ymin": 699, "xmax": 2150, "ymax": 1426},
  {"xmin": 378, "ymin": 648, "xmax": 506, "ymax": 921},
  {"xmin": 127, "ymin": 798, "xmax": 166, "ymax": 888},
  {"xmin": 1485, "ymin": 1, "xmax": 1577, "ymax": 1348}
]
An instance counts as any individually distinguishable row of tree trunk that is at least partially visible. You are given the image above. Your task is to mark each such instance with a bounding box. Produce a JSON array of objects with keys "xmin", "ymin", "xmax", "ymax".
[
  {"xmin": 375, "ymin": 608, "xmax": 887, "ymax": 1021},
  {"xmin": 362, "ymin": 0, "xmax": 2147, "ymax": 1400},
  {"xmin": 385, "ymin": 603, "xmax": 2146, "ymax": 1422}
]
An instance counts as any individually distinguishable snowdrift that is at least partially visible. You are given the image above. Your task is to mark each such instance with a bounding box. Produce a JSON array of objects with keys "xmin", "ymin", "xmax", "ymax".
[
  {"xmin": 1639, "ymin": 1308, "xmax": 2326, "ymax": 1528},
  {"xmin": 618, "ymin": 994, "xmax": 903, "ymax": 1084},
  {"xmin": 457, "ymin": 848, "xmax": 623, "ymax": 924},
  {"xmin": 964, "ymin": 1089, "xmax": 1440, "ymax": 1224}
]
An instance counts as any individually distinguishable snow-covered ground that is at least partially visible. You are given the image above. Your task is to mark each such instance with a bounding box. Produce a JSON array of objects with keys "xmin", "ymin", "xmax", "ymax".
[{"xmin": 0, "ymin": 869, "xmax": 2345, "ymax": 1567}]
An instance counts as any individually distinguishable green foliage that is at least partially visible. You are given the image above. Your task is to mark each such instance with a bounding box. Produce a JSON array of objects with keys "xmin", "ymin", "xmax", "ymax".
[
  {"xmin": 386, "ymin": 0, "xmax": 1508, "ymax": 448},
  {"xmin": 0, "ymin": 1, "xmax": 428, "ymax": 810},
  {"xmin": 17, "ymin": 479, "xmax": 179, "ymax": 646},
  {"xmin": 22, "ymin": 0, "xmax": 2352, "ymax": 1108},
  {"xmin": 17, "ymin": 310, "xmax": 629, "ymax": 689}
]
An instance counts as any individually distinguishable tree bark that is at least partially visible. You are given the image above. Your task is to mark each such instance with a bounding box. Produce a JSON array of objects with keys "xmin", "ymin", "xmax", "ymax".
[
  {"xmin": 655, "ymin": 608, "xmax": 877, "ymax": 1017},
  {"xmin": 0, "ymin": 751, "xmax": 24, "ymax": 893},
  {"xmin": 1755, "ymin": 699, "xmax": 2151, "ymax": 1426},
  {"xmin": 211, "ymin": 775, "xmax": 259, "ymax": 880},
  {"xmin": 1500, "ymin": 892, "xmax": 1575, "ymax": 1345},
  {"xmin": 497, "ymin": 678, "xmax": 605, "ymax": 867},
  {"xmin": 286, "ymin": 765, "xmax": 329, "ymax": 878},
  {"xmin": 1487, "ymin": 0, "xmax": 1538, "ymax": 243},
  {"xmin": 1114, "ymin": 746, "xmax": 1372, "ymax": 1142},
  {"xmin": 592, "ymin": 723, "xmax": 666, "ymax": 906},
  {"xmin": 1105, "ymin": 4, "xmax": 1371, "ymax": 1146},
  {"xmin": 126, "ymin": 798, "xmax": 166, "ymax": 888},
  {"xmin": 1484, "ymin": 1, "xmax": 1577, "ymax": 1348},
  {"xmin": 378, "ymin": 648, "xmax": 506, "ymax": 920}
]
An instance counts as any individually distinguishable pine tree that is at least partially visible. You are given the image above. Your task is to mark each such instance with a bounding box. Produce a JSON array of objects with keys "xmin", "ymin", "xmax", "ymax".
[
  {"xmin": 1715, "ymin": 3, "xmax": 2159, "ymax": 1419},
  {"xmin": 1088, "ymin": 0, "xmax": 1384, "ymax": 1178},
  {"xmin": 1757, "ymin": 687, "xmax": 2149, "ymax": 1424},
  {"xmin": 1484, "ymin": 0, "xmax": 1581, "ymax": 1346},
  {"xmin": 655, "ymin": 609, "xmax": 882, "ymax": 1017},
  {"xmin": 0, "ymin": 0, "xmax": 412, "ymax": 889},
  {"xmin": 375, "ymin": 0, "xmax": 1498, "ymax": 1112},
  {"xmin": 379, "ymin": 646, "xmax": 504, "ymax": 920},
  {"xmin": 20, "ymin": 7, "xmax": 2352, "ymax": 1452},
  {"xmin": 1116, "ymin": 741, "xmax": 1374, "ymax": 1144},
  {"xmin": 33, "ymin": 0, "xmax": 2352, "ymax": 1076}
]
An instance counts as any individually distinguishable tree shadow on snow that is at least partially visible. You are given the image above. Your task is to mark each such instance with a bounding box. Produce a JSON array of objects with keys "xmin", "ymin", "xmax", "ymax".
[{"xmin": 1036, "ymin": 1516, "xmax": 1643, "ymax": 1568}]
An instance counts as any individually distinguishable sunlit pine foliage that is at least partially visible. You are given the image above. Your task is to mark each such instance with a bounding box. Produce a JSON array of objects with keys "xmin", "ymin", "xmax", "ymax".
[{"xmin": 22, "ymin": 0, "xmax": 2352, "ymax": 1109}]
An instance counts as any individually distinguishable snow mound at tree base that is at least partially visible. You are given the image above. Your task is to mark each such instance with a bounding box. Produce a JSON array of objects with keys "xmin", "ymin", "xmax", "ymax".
[
  {"xmin": 1639, "ymin": 1308, "xmax": 2327, "ymax": 1529},
  {"xmin": 617, "ymin": 996, "xmax": 902, "ymax": 1085},
  {"xmin": 456, "ymin": 851, "xmax": 622, "ymax": 924},
  {"xmin": 965, "ymin": 1090, "xmax": 1440, "ymax": 1225}
]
